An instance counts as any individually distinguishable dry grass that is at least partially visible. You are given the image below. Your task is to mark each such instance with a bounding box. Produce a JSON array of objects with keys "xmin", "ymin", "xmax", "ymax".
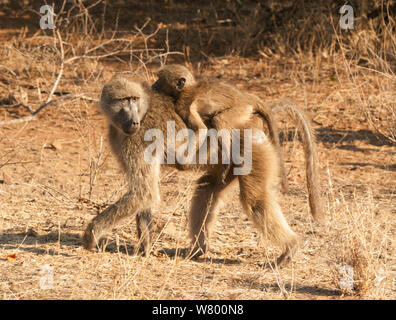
[
  {"xmin": 0, "ymin": 1, "xmax": 395, "ymax": 300},
  {"xmin": 326, "ymin": 185, "xmax": 393, "ymax": 298}
]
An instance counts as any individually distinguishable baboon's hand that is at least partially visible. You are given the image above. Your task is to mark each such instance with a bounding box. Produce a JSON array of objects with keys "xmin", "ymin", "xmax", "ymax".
[
  {"xmin": 220, "ymin": 164, "xmax": 231, "ymax": 184},
  {"xmin": 186, "ymin": 117, "xmax": 199, "ymax": 132},
  {"xmin": 82, "ymin": 222, "xmax": 105, "ymax": 251},
  {"xmin": 82, "ymin": 224, "xmax": 96, "ymax": 250}
]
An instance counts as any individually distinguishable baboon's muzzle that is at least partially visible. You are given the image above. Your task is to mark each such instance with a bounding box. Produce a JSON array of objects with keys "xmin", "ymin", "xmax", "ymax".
[{"xmin": 122, "ymin": 120, "xmax": 140, "ymax": 135}]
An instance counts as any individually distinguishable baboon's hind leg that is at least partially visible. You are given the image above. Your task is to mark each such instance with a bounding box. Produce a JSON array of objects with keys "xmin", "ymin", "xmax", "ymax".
[
  {"xmin": 238, "ymin": 138, "xmax": 298, "ymax": 266},
  {"xmin": 239, "ymin": 178, "xmax": 298, "ymax": 266}
]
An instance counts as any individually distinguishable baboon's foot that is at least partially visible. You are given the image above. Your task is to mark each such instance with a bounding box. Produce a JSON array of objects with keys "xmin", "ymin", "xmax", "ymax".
[
  {"xmin": 276, "ymin": 242, "xmax": 298, "ymax": 267},
  {"xmin": 276, "ymin": 251, "xmax": 292, "ymax": 267},
  {"xmin": 187, "ymin": 247, "xmax": 204, "ymax": 259},
  {"xmin": 136, "ymin": 242, "xmax": 152, "ymax": 257},
  {"xmin": 186, "ymin": 243, "xmax": 208, "ymax": 260}
]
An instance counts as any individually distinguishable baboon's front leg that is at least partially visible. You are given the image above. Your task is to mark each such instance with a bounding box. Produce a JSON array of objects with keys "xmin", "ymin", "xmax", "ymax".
[
  {"xmin": 136, "ymin": 209, "xmax": 153, "ymax": 256},
  {"xmin": 188, "ymin": 170, "xmax": 236, "ymax": 258},
  {"xmin": 83, "ymin": 191, "xmax": 141, "ymax": 250},
  {"xmin": 186, "ymin": 100, "xmax": 209, "ymax": 132}
]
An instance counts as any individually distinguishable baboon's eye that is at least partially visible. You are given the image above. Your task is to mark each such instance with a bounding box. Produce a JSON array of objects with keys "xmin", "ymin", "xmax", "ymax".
[
  {"xmin": 130, "ymin": 96, "xmax": 139, "ymax": 102},
  {"xmin": 176, "ymin": 77, "xmax": 186, "ymax": 90}
]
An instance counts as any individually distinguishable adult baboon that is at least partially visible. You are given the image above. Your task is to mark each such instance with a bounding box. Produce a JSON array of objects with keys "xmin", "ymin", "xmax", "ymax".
[
  {"xmin": 83, "ymin": 76, "xmax": 299, "ymax": 265},
  {"xmin": 153, "ymin": 64, "xmax": 323, "ymax": 220},
  {"xmin": 82, "ymin": 76, "xmax": 185, "ymax": 255}
]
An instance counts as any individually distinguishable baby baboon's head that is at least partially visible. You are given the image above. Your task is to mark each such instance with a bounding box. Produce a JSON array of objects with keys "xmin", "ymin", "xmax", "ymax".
[{"xmin": 152, "ymin": 64, "xmax": 196, "ymax": 99}]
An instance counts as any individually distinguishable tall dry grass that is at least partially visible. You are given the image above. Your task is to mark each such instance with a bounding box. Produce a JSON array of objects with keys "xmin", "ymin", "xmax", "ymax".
[{"xmin": 323, "ymin": 164, "xmax": 394, "ymax": 298}]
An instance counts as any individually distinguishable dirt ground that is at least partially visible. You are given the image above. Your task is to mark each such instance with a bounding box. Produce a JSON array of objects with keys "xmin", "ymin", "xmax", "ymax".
[{"xmin": 0, "ymin": 1, "xmax": 395, "ymax": 300}]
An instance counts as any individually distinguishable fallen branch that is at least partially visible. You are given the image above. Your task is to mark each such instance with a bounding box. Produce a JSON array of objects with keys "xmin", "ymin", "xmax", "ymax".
[
  {"xmin": 0, "ymin": 94, "xmax": 98, "ymax": 126},
  {"xmin": 0, "ymin": 116, "xmax": 36, "ymax": 126},
  {"xmin": 0, "ymin": 102, "xmax": 35, "ymax": 114}
]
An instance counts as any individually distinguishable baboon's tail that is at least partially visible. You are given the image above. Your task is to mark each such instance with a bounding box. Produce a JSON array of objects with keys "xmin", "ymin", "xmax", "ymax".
[
  {"xmin": 272, "ymin": 99, "xmax": 324, "ymax": 222},
  {"xmin": 254, "ymin": 100, "xmax": 288, "ymax": 193}
]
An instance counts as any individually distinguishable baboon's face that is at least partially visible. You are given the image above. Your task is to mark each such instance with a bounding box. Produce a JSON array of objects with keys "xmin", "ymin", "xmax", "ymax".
[
  {"xmin": 101, "ymin": 78, "xmax": 149, "ymax": 135},
  {"xmin": 111, "ymin": 96, "xmax": 146, "ymax": 135},
  {"xmin": 152, "ymin": 75, "xmax": 184, "ymax": 99},
  {"xmin": 166, "ymin": 76, "xmax": 186, "ymax": 97},
  {"xmin": 153, "ymin": 65, "xmax": 195, "ymax": 99}
]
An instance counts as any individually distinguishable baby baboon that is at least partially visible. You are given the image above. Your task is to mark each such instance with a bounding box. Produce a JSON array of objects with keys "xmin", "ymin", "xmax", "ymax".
[
  {"xmin": 84, "ymin": 75, "xmax": 300, "ymax": 265},
  {"xmin": 153, "ymin": 64, "xmax": 288, "ymax": 191},
  {"xmin": 153, "ymin": 64, "xmax": 324, "ymax": 220}
]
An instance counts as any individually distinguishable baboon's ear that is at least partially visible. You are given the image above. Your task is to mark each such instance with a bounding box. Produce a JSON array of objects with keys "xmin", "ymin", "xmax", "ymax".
[{"xmin": 176, "ymin": 77, "xmax": 186, "ymax": 90}]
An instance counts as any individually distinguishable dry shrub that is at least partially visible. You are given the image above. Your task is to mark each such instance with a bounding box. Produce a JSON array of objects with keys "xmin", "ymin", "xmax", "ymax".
[
  {"xmin": 0, "ymin": 0, "xmax": 180, "ymax": 116},
  {"xmin": 332, "ymin": 6, "xmax": 396, "ymax": 143},
  {"xmin": 329, "ymin": 190, "xmax": 392, "ymax": 298}
]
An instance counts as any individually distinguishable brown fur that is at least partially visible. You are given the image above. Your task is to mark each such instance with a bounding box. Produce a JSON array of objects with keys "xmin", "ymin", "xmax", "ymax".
[
  {"xmin": 272, "ymin": 99, "xmax": 324, "ymax": 221},
  {"xmin": 83, "ymin": 76, "xmax": 300, "ymax": 266},
  {"xmin": 188, "ymin": 121, "xmax": 298, "ymax": 265},
  {"xmin": 154, "ymin": 64, "xmax": 323, "ymax": 220},
  {"xmin": 83, "ymin": 77, "xmax": 189, "ymax": 255},
  {"xmin": 153, "ymin": 64, "xmax": 288, "ymax": 191}
]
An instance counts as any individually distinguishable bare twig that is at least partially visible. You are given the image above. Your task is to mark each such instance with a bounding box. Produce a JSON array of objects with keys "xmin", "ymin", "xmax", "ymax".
[
  {"xmin": 46, "ymin": 30, "xmax": 65, "ymax": 104},
  {"xmin": 0, "ymin": 94, "xmax": 98, "ymax": 126},
  {"xmin": 0, "ymin": 116, "xmax": 36, "ymax": 126},
  {"xmin": 89, "ymin": 135, "xmax": 104, "ymax": 198},
  {"xmin": 0, "ymin": 65, "xmax": 17, "ymax": 76},
  {"xmin": 32, "ymin": 93, "xmax": 98, "ymax": 115},
  {"xmin": 1, "ymin": 102, "xmax": 35, "ymax": 114}
]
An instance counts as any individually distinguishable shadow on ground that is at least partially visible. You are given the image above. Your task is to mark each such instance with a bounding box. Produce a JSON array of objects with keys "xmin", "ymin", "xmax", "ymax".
[
  {"xmin": 159, "ymin": 247, "xmax": 245, "ymax": 265},
  {"xmin": 315, "ymin": 128, "xmax": 394, "ymax": 147},
  {"xmin": 0, "ymin": 230, "xmax": 81, "ymax": 256},
  {"xmin": 280, "ymin": 127, "xmax": 394, "ymax": 147},
  {"xmin": 340, "ymin": 162, "xmax": 396, "ymax": 171}
]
